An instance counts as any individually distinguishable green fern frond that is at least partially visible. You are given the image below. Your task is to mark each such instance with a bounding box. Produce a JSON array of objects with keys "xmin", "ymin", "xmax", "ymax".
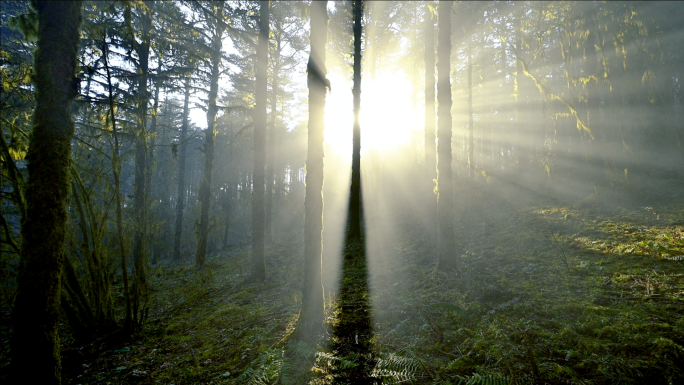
[
  {"xmin": 236, "ymin": 348, "xmax": 284, "ymax": 385},
  {"xmin": 452, "ymin": 372, "xmax": 528, "ymax": 385}
]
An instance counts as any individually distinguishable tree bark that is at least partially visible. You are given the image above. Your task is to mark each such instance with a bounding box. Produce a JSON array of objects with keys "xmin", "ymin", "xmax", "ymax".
[
  {"xmin": 437, "ymin": 0, "xmax": 456, "ymax": 269},
  {"xmin": 174, "ymin": 78, "xmax": 191, "ymax": 261},
  {"xmin": 196, "ymin": 2, "xmax": 225, "ymax": 267},
  {"xmin": 425, "ymin": 4, "xmax": 436, "ymax": 188},
  {"xmin": 252, "ymin": 0, "xmax": 269, "ymax": 280},
  {"xmin": 102, "ymin": 35, "xmax": 132, "ymax": 334},
  {"xmin": 266, "ymin": 30, "xmax": 281, "ymax": 245},
  {"xmin": 131, "ymin": 0, "xmax": 153, "ymax": 327},
  {"xmin": 467, "ymin": 31, "xmax": 474, "ymax": 186},
  {"xmin": 301, "ymin": 0, "xmax": 328, "ymax": 328},
  {"xmin": 10, "ymin": 2, "xmax": 81, "ymax": 383},
  {"xmin": 348, "ymin": 0, "xmax": 363, "ymax": 241}
]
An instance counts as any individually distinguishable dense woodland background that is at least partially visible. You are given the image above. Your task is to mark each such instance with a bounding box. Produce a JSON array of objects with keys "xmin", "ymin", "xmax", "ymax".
[{"xmin": 1, "ymin": 1, "xmax": 683, "ymax": 384}]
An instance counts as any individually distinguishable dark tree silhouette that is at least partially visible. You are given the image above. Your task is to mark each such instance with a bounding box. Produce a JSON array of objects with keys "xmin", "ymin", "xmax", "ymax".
[
  {"xmin": 10, "ymin": 2, "xmax": 81, "ymax": 383},
  {"xmin": 348, "ymin": 0, "xmax": 364, "ymax": 241},
  {"xmin": 252, "ymin": 0, "xmax": 269, "ymax": 280},
  {"xmin": 424, "ymin": 4, "xmax": 436, "ymax": 186},
  {"xmin": 437, "ymin": 0, "xmax": 456, "ymax": 269},
  {"xmin": 173, "ymin": 78, "xmax": 191, "ymax": 261},
  {"xmin": 131, "ymin": 0, "xmax": 153, "ymax": 328},
  {"xmin": 302, "ymin": 0, "xmax": 328, "ymax": 328},
  {"xmin": 196, "ymin": 2, "xmax": 225, "ymax": 267}
]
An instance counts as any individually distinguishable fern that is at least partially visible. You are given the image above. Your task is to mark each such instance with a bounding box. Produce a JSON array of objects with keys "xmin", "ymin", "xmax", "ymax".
[
  {"xmin": 371, "ymin": 347, "xmax": 432, "ymax": 384},
  {"xmin": 280, "ymin": 340, "xmax": 323, "ymax": 385},
  {"xmin": 371, "ymin": 352, "xmax": 419, "ymax": 384},
  {"xmin": 236, "ymin": 348, "xmax": 284, "ymax": 385},
  {"xmin": 452, "ymin": 372, "xmax": 528, "ymax": 385}
]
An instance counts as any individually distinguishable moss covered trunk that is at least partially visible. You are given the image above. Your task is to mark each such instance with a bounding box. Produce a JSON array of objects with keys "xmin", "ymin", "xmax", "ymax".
[{"xmin": 10, "ymin": 2, "xmax": 81, "ymax": 383}]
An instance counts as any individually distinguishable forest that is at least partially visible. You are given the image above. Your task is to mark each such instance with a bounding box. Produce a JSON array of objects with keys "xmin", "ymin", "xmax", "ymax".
[{"xmin": 0, "ymin": 1, "xmax": 683, "ymax": 384}]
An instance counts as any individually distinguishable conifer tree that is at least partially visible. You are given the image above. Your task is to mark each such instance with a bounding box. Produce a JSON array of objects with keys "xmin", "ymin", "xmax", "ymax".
[
  {"xmin": 252, "ymin": 0, "xmax": 269, "ymax": 280},
  {"xmin": 302, "ymin": 0, "xmax": 328, "ymax": 328},
  {"xmin": 437, "ymin": 0, "xmax": 455, "ymax": 269},
  {"xmin": 10, "ymin": 2, "xmax": 81, "ymax": 383}
]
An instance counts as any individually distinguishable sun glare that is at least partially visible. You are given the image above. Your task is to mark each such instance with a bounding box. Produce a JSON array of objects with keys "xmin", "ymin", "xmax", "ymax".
[{"xmin": 324, "ymin": 70, "xmax": 420, "ymax": 160}]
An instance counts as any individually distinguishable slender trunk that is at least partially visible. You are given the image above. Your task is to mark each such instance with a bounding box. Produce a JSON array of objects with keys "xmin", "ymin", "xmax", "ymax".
[
  {"xmin": 468, "ymin": 36, "xmax": 474, "ymax": 186},
  {"xmin": 348, "ymin": 0, "xmax": 363, "ymax": 241},
  {"xmin": 252, "ymin": 0, "xmax": 269, "ymax": 279},
  {"xmin": 173, "ymin": 78, "xmax": 191, "ymax": 261},
  {"xmin": 196, "ymin": 2, "xmax": 225, "ymax": 267},
  {"xmin": 130, "ymin": 0, "xmax": 153, "ymax": 328},
  {"xmin": 425, "ymin": 5, "xmax": 436, "ymax": 187},
  {"xmin": 10, "ymin": 2, "xmax": 81, "ymax": 383},
  {"xmin": 366, "ymin": 2, "xmax": 376, "ymax": 82},
  {"xmin": 266, "ymin": 33, "xmax": 281, "ymax": 244},
  {"xmin": 301, "ymin": 0, "xmax": 328, "ymax": 328},
  {"xmin": 103, "ymin": 38, "xmax": 132, "ymax": 333},
  {"xmin": 515, "ymin": 12, "xmax": 525, "ymax": 167},
  {"xmin": 437, "ymin": 0, "xmax": 455, "ymax": 269}
]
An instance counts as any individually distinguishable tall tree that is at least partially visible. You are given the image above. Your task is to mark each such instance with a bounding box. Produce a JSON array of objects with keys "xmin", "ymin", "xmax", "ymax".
[
  {"xmin": 467, "ymin": 8, "xmax": 474, "ymax": 186},
  {"xmin": 252, "ymin": 0, "xmax": 269, "ymax": 280},
  {"xmin": 130, "ymin": 0, "xmax": 154, "ymax": 328},
  {"xmin": 10, "ymin": 1, "xmax": 81, "ymax": 383},
  {"xmin": 348, "ymin": 0, "xmax": 363, "ymax": 241},
  {"xmin": 437, "ymin": 0, "xmax": 455, "ymax": 269},
  {"xmin": 173, "ymin": 77, "xmax": 191, "ymax": 261},
  {"xmin": 424, "ymin": 3, "xmax": 436, "ymax": 187},
  {"xmin": 301, "ymin": 0, "xmax": 328, "ymax": 328},
  {"xmin": 196, "ymin": 1, "xmax": 226, "ymax": 267}
]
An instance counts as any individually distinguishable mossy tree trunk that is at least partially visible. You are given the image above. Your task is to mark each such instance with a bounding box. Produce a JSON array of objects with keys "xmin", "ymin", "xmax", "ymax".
[
  {"xmin": 437, "ymin": 0, "xmax": 456, "ymax": 270},
  {"xmin": 348, "ymin": 0, "xmax": 364, "ymax": 242},
  {"xmin": 301, "ymin": 0, "xmax": 328, "ymax": 329},
  {"xmin": 252, "ymin": 0, "xmax": 269, "ymax": 280},
  {"xmin": 196, "ymin": 2, "xmax": 225, "ymax": 267},
  {"xmin": 10, "ymin": 2, "xmax": 81, "ymax": 383},
  {"xmin": 173, "ymin": 78, "xmax": 191, "ymax": 262}
]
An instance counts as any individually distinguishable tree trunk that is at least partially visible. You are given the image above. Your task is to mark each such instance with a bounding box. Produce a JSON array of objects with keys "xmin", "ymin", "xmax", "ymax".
[
  {"xmin": 266, "ymin": 31, "xmax": 281, "ymax": 244},
  {"xmin": 196, "ymin": 2, "xmax": 225, "ymax": 267},
  {"xmin": 174, "ymin": 78, "xmax": 191, "ymax": 261},
  {"xmin": 102, "ymin": 36, "xmax": 132, "ymax": 334},
  {"xmin": 348, "ymin": 0, "xmax": 363, "ymax": 241},
  {"xmin": 425, "ymin": 4, "xmax": 436, "ymax": 188},
  {"xmin": 467, "ymin": 33, "xmax": 474, "ymax": 186},
  {"xmin": 514, "ymin": 10, "xmax": 526, "ymax": 168},
  {"xmin": 10, "ymin": 2, "xmax": 81, "ymax": 383},
  {"xmin": 437, "ymin": 0, "xmax": 455, "ymax": 269},
  {"xmin": 130, "ymin": 0, "xmax": 153, "ymax": 328},
  {"xmin": 302, "ymin": 0, "xmax": 328, "ymax": 328},
  {"xmin": 252, "ymin": 0, "xmax": 269, "ymax": 280}
]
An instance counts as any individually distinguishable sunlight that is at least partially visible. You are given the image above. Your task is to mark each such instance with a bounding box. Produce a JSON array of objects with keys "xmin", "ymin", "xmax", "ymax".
[{"xmin": 324, "ymin": 70, "xmax": 420, "ymax": 159}]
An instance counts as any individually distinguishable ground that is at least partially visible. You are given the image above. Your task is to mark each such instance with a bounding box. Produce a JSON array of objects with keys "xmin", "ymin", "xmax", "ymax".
[{"xmin": 1, "ymin": 178, "xmax": 683, "ymax": 384}]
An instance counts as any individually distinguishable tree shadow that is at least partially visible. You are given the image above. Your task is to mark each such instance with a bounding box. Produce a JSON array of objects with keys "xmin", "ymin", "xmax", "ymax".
[{"xmin": 329, "ymin": 192, "xmax": 378, "ymax": 384}]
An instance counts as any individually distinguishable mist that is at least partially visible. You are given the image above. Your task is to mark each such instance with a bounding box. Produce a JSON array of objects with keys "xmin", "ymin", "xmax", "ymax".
[{"xmin": 1, "ymin": 1, "xmax": 683, "ymax": 384}]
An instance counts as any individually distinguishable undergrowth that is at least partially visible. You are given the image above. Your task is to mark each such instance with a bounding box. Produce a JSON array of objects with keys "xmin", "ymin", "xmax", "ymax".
[{"xmin": 37, "ymin": 185, "xmax": 684, "ymax": 384}]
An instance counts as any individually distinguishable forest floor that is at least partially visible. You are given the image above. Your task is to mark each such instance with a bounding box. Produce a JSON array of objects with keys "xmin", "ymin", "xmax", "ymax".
[{"xmin": 1, "ymin": 179, "xmax": 682, "ymax": 384}]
